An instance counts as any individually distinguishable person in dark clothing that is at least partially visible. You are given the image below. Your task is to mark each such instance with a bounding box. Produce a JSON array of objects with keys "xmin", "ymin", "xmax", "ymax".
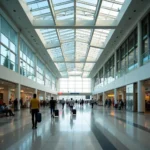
[
  {"xmin": 61, "ymin": 98, "xmax": 65, "ymax": 109},
  {"xmin": 14, "ymin": 98, "xmax": 18, "ymax": 111},
  {"xmin": 20, "ymin": 98, "xmax": 23, "ymax": 108},
  {"xmin": 108, "ymin": 99, "xmax": 112, "ymax": 108},
  {"xmin": 49, "ymin": 97, "xmax": 56, "ymax": 118}
]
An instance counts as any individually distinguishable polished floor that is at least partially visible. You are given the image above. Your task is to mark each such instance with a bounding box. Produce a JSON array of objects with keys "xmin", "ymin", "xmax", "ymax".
[{"xmin": 0, "ymin": 104, "xmax": 150, "ymax": 150}]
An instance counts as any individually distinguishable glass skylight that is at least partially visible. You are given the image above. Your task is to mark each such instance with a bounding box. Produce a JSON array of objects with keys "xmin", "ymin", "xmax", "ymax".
[
  {"xmin": 22, "ymin": 0, "xmax": 130, "ymax": 77},
  {"xmin": 25, "ymin": 0, "xmax": 53, "ymax": 21},
  {"xmin": 86, "ymin": 47, "xmax": 103, "ymax": 61},
  {"xmin": 55, "ymin": 63, "xmax": 66, "ymax": 71},
  {"xmin": 91, "ymin": 29, "xmax": 111, "ymax": 47},
  {"xmin": 82, "ymin": 72, "xmax": 90, "ymax": 77},
  {"xmin": 52, "ymin": 0, "xmax": 74, "ymax": 20},
  {"xmin": 97, "ymin": 0, "xmax": 125, "ymax": 20},
  {"xmin": 76, "ymin": 29, "xmax": 92, "ymax": 43},
  {"xmin": 84, "ymin": 63, "xmax": 95, "ymax": 71},
  {"xmin": 59, "ymin": 29, "xmax": 74, "ymax": 42},
  {"xmin": 68, "ymin": 70, "xmax": 82, "ymax": 76},
  {"xmin": 76, "ymin": 0, "xmax": 98, "ymax": 21},
  {"xmin": 39, "ymin": 29, "xmax": 59, "ymax": 43},
  {"xmin": 47, "ymin": 47, "xmax": 64, "ymax": 61}
]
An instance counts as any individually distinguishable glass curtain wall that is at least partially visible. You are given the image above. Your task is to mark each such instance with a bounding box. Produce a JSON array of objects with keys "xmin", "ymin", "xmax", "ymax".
[
  {"xmin": 0, "ymin": 15, "xmax": 57, "ymax": 90},
  {"xmin": 104, "ymin": 55, "xmax": 115, "ymax": 84},
  {"xmin": 45, "ymin": 68, "xmax": 52, "ymax": 88},
  {"xmin": 99, "ymin": 68, "xmax": 104, "ymax": 87},
  {"xmin": 36, "ymin": 59, "xmax": 44, "ymax": 85},
  {"xmin": 116, "ymin": 28, "xmax": 137, "ymax": 78},
  {"xmin": 94, "ymin": 73, "xmax": 99, "ymax": 87},
  {"xmin": 142, "ymin": 13, "xmax": 150, "ymax": 64},
  {"xmin": 20, "ymin": 39, "xmax": 35, "ymax": 80},
  {"xmin": 59, "ymin": 77, "xmax": 91, "ymax": 93},
  {"xmin": 52, "ymin": 76, "xmax": 56, "ymax": 90},
  {"xmin": 0, "ymin": 16, "xmax": 18, "ymax": 72}
]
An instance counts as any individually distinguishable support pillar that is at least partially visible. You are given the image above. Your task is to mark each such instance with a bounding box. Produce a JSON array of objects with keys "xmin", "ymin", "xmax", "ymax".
[
  {"xmin": 137, "ymin": 81, "xmax": 145, "ymax": 113},
  {"xmin": 8, "ymin": 88, "xmax": 11, "ymax": 101},
  {"xmin": 15, "ymin": 84, "xmax": 21, "ymax": 110},
  {"xmin": 114, "ymin": 51, "xmax": 117, "ymax": 79},
  {"xmin": 44, "ymin": 92, "xmax": 47, "ymax": 100},
  {"xmin": 97, "ymin": 94, "xmax": 99, "ymax": 103},
  {"xmin": 114, "ymin": 88, "xmax": 117, "ymax": 104},
  {"xmin": 34, "ymin": 55, "xmax": 37, "ymax": 82},
  {"xmin": 17, "ymin": 33, "xmax": 20, "ymax": 73},
  {"xmin": 103, "ymin": 92, "xmax": 106, "ymax": 106},
  {"xmin": 138, "ymin": 21, "xmax": 142, "ymax": 67}
]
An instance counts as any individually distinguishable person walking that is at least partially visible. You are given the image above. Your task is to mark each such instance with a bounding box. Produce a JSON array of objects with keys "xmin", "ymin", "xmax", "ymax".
[
  {"xmin": 61, "ymin": 98, "xmax": 65, "ymax": 109},
  {"xmin": 90, "ymin": 98, "xmax": 95, "ymax": 109},
  {"xmin": 49, "ymin": 97, "xmax": 56, "ymax": 118},
  {"xmin": 69, "ymin": 98, "xmax": 74, "ymax": 113},
  {"xmin": 14, "ymin": 98, "xmax": 18, "ymax": 111},
  {"xmin": 30, "ymin": 94, "xmax": 40, "ymax": 129}
]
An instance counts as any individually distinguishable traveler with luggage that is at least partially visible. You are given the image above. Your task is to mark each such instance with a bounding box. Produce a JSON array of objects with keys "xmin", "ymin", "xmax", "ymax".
[
  {"xmin": 49, "ymin": 97, "xmax": 56, "ymax": 118},
  {"xmin": 61, "ymin": 98, "xmax": 65, "ymax": 109},
  {"xmin": 30, "ymin": 94, "xmax": 40, "ymax": 129},
  {"xmin": 69, "ymin": 98, "xmax": 74, "ymax": 113},
  {"xmin": 90, "ymin": 98, "xmax": 95, "ymax": 109}
]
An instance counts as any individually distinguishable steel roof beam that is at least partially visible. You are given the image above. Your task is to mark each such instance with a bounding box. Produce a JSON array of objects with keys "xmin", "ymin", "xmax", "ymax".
[{"xmin": 33, "ymin": 19, "xmax": 117, "ymax": 28}]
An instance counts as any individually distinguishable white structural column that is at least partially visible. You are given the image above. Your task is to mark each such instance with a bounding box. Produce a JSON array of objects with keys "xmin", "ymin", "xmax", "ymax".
[
  {"xmin": 34, "ymin": 55, "xmax": 37, "ymax": 82},
  {"xmin": 121, "ymin": 90, "xmax": 125, "ymax": 101},
  {"xmin": 15, "ymin": 84, "xmax": 21, "ymax": 110},
  {"xmin": 114, "ymin": 51, "xmax": 117, "ymax": 79},
  {"xmin": 103, "ymin": 66, "xmax": 105, "ymax": 86},
  {"xmin": 114, "ymin": 88, "xmax": 117, "ymax": 104},
  {"xmin": 102, "ymin": 92, "xmax": 106, "ymax": 105},
  {"xmin": 17, "ymin": 32, "xmax": 20, "ymax": 73},
  {"xmin": 138, "ymin": 21, "xmax": 142, "ymax": 67},
  {"xmin": 44, "ymin": 92, "xmax": 47, "ymax": 100},
  {"xmin": 8, "ymin": 88, "xmax": 11, "ymax": 101},
  {"xmin": 97, "ymin": 94, "xmax": 99, "ymax": 101},
  {"xmin": 137, "ymin": 81, "xmax": 145, "ymax": 112},
  {"xmin": 34, "ymin": 89, "xmax": 37, "ymax": 95}
]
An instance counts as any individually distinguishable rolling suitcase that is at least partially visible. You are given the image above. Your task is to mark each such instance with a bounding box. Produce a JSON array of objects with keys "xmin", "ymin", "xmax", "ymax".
[
  {"xmin": 72, "ymin": 109, "xmax": 76, "ymax": 115},
  {"xmin": 37, "ymin": 112, "xmax": 42, "ymax": 123},
  {"xmin": 54, "ymin": 110, "xmax": 59, "ymax": 117}
]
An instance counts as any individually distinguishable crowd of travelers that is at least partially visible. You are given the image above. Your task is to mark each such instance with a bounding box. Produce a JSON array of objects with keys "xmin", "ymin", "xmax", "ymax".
[{"xmin": 105, "ymin": 98, "xmax": 126, "ymax": 110}]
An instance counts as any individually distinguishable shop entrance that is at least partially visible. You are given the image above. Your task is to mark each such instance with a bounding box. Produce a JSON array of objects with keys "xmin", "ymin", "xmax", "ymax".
[{"xmin": 144, "ymin": 80, "xmax": 150, "ymax": 111}]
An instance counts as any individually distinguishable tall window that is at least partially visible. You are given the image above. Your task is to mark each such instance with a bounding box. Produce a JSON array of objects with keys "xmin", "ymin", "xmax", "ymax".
[
  {"xmin": 116, "ymin": 28, "xmax": 137, "ymax": 77},
  {"xmin": 0, "ymin": 16, "xmax": 18, "ymax": 72},
  {"xmin": 59, "ymin": 77, "xmax": 91, "ymax": 93},
  {"xmin": 37, "ymin": 59, "xmax": 44, "ymax": 85},
  {"xmin": 45, "ymin": 68, "xmax": 52, "ymax": 88},
  {"xmin": 20, "ymin": 39, "xmax": 35, "ymax": 80},
  {"xmin": 142, "ymin": 14, "xmax": 150, "ymax": 64},
  {"xmin": 104, "ymin": 55, "xmax": 114, "ymax": 84}
]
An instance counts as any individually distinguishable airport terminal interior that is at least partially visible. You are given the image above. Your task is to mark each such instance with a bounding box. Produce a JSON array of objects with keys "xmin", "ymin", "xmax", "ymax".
[{"xmin": 0, "ymin": 0, "xmax": 150, "ymax": 149}]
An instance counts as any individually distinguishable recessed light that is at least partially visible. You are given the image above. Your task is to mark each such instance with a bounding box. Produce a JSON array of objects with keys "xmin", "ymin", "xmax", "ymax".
[{"xmin": 128, "ymin": 17, "xmax": 131, "ymax": 20}]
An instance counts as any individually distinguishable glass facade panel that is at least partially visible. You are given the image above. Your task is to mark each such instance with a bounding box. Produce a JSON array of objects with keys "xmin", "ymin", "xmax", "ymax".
[
  {"xmin": 59, "ymin": 77, "xmax": 91, "ymax": 93},
  {"xmin": 0, "ymin": 16, "xmax": 18, "ymax": 72}
]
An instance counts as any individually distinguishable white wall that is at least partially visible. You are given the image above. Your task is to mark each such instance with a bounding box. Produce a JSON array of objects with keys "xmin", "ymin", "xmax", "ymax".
[{"xmin": 0, "ymin": 65, "xmax": 57, "ymax": 95}]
